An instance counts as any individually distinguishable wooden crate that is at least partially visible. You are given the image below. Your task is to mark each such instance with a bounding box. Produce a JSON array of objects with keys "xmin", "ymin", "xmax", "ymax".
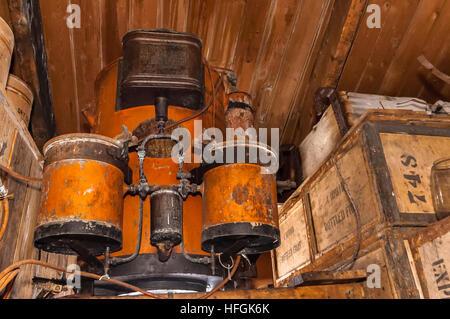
[
  {"xmin": 274, "ymin": 110, "xmax": 450, "ymax": 289},
  {"xmin": 299, "ymin": 106, "xmax": 342, "ymax": 179},
  {"xmin": 272, "ymin": 197, "xmax": 313, "ymax": 284},
  {"xmin": 300, "ymin": 92, "xmax": 432, "ymax": 179},
  {"xmin": 275, "ymin": 225, "xmax": 425, "ymax": 299},
  {"xmin": 409, "ymin": 216, "xmax": 450, "ymax": 299},
  {"xmin": 0, "ymin": 88, "xmax": 75, "ymax": 298}
]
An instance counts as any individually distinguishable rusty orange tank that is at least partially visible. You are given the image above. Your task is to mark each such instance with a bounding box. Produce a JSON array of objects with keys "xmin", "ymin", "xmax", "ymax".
[
  {"xmin": 34, "ymin": 29, "xmax": 282, "ymax": 296},
  {"xmin": 34, "ymin": 134, "xmax": 127, "ymax": 256},
  {"xmin": 89, "ymin": 42, "xmax": 228, "ymax": 294},
  {"xmin": 201, "ymin": 162, "xmax": 280, "ymax": 254}
]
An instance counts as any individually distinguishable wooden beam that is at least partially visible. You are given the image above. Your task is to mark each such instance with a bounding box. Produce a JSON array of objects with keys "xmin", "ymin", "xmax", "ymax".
[
  {"xmin": 287, "ymin": 270, "xmax": 367, "ymax": 287},
  {"xmin": 283, "ymin": 0, "xmax": 368, "ymax": 145},
  {"xmin": 64, "ymin": 282, "xmax": 367, "ymax": 299},
  {"xmin": 8, "ymin": 0, "xmax": 56, "ymax": 150}
]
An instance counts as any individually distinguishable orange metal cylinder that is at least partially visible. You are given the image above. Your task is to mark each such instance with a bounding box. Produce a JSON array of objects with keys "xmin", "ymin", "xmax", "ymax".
[
  {"xmin": 92, "ymin": 60, "xmax": 226, "ymax": 258},
  {"xmin": 34, "ymin": 134, "xmax": 126, "ymax": 256},
  {"xmin": 201, "ymin": 163, "xmax": 280, "ymax": 254}
]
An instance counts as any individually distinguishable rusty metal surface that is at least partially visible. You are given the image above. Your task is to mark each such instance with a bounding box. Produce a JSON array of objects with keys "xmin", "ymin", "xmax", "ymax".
[
  {"xmin": 35, "ymin": 134, "xmax": 126, "ymax": 255},
  {"xmin": 118, "ymin": 29, "xmax": 204, "ymax": 110},
  {"xmin": 226, "ymin": 92, "xmax": 255, "ymax": 129},
  {"xmin": 92, "ymin": 253, "xmax": 224, "ymax": 296},
  {"xmin": 201, "ymin": 163, "xmax": 280, "ymax": 254},
  {"xmin": 93, "ymin": 59, "xmax": 222, "ymax": 259},
  {"xmin": 43, "ymin": 133, "xmax": 128, "ymax": 175},
  {"xmin": 150, "ymin": 189, "xmax": 183, "ymax": 262},
  {"xmin": 225, "ymin": 107, "xmax": 254, "ymax": 130},
  {"xmin": 132, "ymin": 118, "xmax": 180, "ymax": 158},
  {"xmin": 86, "ymin": 56, "xmax": 229, "ymax": 288}
]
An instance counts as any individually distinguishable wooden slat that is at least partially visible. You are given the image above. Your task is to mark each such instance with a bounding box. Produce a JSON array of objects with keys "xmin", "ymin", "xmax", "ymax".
[
  {"xmin": 39, "ymin": 0, "xmax": 78, "ymax": 134},
  {"xmin": 250, "ymin": 0, "xmax": 301, "ymax": 126},
  {"xmin": 69, "ymin": 0, "xmax": 103, "ymax": 132},
  {"xmin": 8, "ymin": 0, "xmax": 56, "ymax": 149},
  {"xmin": 379, "ymin": 0, "xmax": 447, "ymax": 97},
  {"xmin": 129, "ymin": 0, "xmax": 158, "ymax": 31},
  {"xmin": 192, "ymin": 0, "xmax": 246, "ymax": 68},
  {"xmin": 100, "ymin": 0, "xmax": 129, "ymax": 67},
  {"xmin": 415, "ymin": 0, "xmax": 450, "ymax": 101},
  {"xmin": 355, "ymin": 0, "xmax": 421, "ymax": 94},
  {"xmin": 254, "ymin": 0, "xmax": 334, "ymax": 137},
  {"xmin": 160, "ymin": 0, "xmax": 189, "ymax": 32},
  {"xmin": 186, "ymin": 0, "xmax": 216, "ymax": 50},
  {"xmin": 67, "ymin": 282, "xmax": 367, "ymax": 299},
  {"xmin": 285, "ymin": 0, "xmax": 367, "ymax": 145},
  {"xmin": 232, "ymin": 0, "xmax": 272, "ymax": 92},
  {"xmin": 10, "ymin": 161, "xmax": 42, "ymax": 298},
  {"xmin": 337, "ymin": 0, "xmax": 392, "ymax": 92},
  {"xmin": 0, "ymin": 132, "xmax": 33, "ymax": 272}
]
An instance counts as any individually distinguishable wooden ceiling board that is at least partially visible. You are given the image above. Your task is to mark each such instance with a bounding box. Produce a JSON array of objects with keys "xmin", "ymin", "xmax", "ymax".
[
  {"xmin": 353, "ymin": 0, "xmax": 421, "ymax": 94},
  {"xmin": 232, "ymin": 0, "xmax": 273, "ymax": 92},
  {"xmin": 379, "ymin": 0, "xmax": 448, "ymax": 97},
  {"xmin": 0, "ymin": 1, "xmax": 11, "ymax": 27},
  {"xmin": 415, "ymin": 0, "xmax": 450, "ymax": 101},
  {"xmin": 27, "ymin": 0, "xmax": 450, "ymax": 145},
  {"xmin": 271, "ymin": 0, "xmax": 335, "ymax": 143},
  {"xmin": 284, "ymin": 0, "xmax": 360, "ymax": 145},
  {"xmin": 69, "ymin": 0, "xmax": 103, "ymax": 132},
  {"xmin": 250, "ymin": 0, "xmax": 302, "ymax": 126},
  {"xmin": 128, "ymin": 0, "xmax": 159, "ymax": 30},
  {"xmin": 40, "ymin": 0, "xmax": 79, "ymax": 134}
]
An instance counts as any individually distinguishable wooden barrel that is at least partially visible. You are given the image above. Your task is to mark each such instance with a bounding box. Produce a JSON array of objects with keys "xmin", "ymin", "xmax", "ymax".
[
  {"xmin": 0, "ymin": 17, "xmax": 14, "ymax": 89},
  {"xmin": 6, "ymin": 74, "xmax": 34, "ymax": 127}
]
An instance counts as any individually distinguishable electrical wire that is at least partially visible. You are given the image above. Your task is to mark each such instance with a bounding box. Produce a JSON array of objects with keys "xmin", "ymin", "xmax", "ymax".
[
  {"xmin": 0, "ymin": 260, "xmax": 164, "ymax": 299},
  {"xmin": 0, "ymin": 269, "xmax": 19, "ymax": 298},
  {"xmin": 135, "ymin": 58, "xmax": 222, "ymax": 146},
  {"xmin": 0, "ymin": 163, "xmax": 42, "ymax": 185},
  {"xmin": 330, "ymin": 154, "xmax": 361, "ymax": 271},
  {"xmin": 164, "ymin": 58, "xmax": 219, "ymax": 132},
  {"xmin": 0, "ymin": 255, "xmax": 242, "ymax": 299},
  {"xmin": 199, "ymin": 255, "xmax": 241, "ymax": 300},
  {"xmin": 0, "ymin": 197, "xmax": 10, "ymax": 242},
  {"xmin": 109, "ymin": 197, "xmax": 144, "ymax": 266}
]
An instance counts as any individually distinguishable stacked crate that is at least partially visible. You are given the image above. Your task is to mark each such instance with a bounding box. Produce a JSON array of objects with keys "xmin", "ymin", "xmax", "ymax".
[{"xmin": 272, "ymin": 109, "xmax": 450, "ymax": 299}]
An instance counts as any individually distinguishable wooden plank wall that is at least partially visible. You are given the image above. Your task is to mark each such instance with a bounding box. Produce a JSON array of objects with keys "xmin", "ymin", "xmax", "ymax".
[
  {"xmin": 36, "ymin": 0, "xmax": 450, "ymax": 149},
  {"xmin": 38, "ymin": 0, "xmax": 339, "ymax": 139},
  {"xmin": 337, "ymin": 0, "xmax": 450, "ymax": 116},
  {"xmin": 0, "ymin": 89, "xmax": 41, "ymax": 298},
  {"xmin": 0, "ymin": 89, "xmax": 75, "ymax": 298}
]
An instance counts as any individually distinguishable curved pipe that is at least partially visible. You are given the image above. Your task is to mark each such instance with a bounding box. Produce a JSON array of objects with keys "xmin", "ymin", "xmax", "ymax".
[
  {"xmin": 0, "ymin": 163, "xmax": 42, "ymax": 185},
  {"xmin": 109, "ymin": 196, "xmax": 143, "ymax": 266},
  {"xmin": 180, "ymin": 242, "xmax": 211, "ymax": 265}
]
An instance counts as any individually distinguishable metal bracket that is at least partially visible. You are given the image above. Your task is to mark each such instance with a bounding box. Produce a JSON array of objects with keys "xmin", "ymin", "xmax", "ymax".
[{"xmin": 33, "ymin": 277, "xmax": 68, "ymax": 299}]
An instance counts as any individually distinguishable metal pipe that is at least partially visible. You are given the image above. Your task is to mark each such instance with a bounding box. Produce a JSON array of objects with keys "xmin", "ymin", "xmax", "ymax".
[
  {"xmin": 110, "ymin": 197, "xmax": 144, "ymax": 266},
  {"xmin": 180, "ymin": 242, "xmax": 211, "ymax": 265}
]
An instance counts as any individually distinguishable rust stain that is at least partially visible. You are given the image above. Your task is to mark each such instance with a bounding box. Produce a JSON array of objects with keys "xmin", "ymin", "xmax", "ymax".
[{"xmin": 232, "ymin": 183, "xmax": 249, "ymax": 205}]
